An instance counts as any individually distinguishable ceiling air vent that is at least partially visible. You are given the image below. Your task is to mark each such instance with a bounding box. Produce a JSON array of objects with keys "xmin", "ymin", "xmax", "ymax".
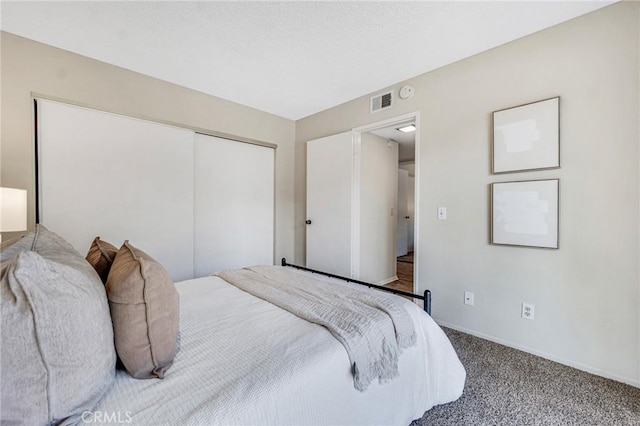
[{"xmin": 370, "ymin": 91, "xmax": 393, "ymax": 113}]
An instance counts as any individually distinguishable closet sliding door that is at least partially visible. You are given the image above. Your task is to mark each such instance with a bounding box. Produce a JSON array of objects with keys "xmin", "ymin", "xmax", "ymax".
[
  {"xmin": 37, "ymin": 99, "xmax": 195, "ymax": 281},
  {"xmin": 37, "ymin": 100, "xmax": 275, "ymax": 281},
  {"xmin": 194, "ymin": 134, "xmax": 274, "ymax": 277}
]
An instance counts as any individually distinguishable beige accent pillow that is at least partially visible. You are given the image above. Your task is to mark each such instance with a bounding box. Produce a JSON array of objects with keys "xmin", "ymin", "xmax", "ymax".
[
  {"xmin": 106, "ymin": 241, "xmax": 179, "ymax": 379},
  {"xmin": 86, "ymin": 237, "xmax": 119, "ymax": 283},
  {"xmin": 1, "ymin": 225, "xmax": 116, "ymax": 425}
]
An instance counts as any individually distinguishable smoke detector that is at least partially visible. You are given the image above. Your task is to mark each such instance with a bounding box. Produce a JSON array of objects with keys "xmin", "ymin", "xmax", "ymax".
[{"xmin": 399, "ymin": 85, "xmax": 415, "ymax": 100}]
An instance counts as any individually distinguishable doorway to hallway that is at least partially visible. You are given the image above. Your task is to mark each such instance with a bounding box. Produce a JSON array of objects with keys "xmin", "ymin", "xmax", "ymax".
[{"xmin": 364, "ymin": 115, "xmax": 417, "ymax": 295}]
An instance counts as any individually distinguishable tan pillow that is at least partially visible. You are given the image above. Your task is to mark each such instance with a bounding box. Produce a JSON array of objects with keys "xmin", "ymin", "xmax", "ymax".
[
  {"xmin": 106, "ymin": 241, "xmax": 179, "ymax": 379},
  {"xmin": 86, "ymin": 237, "xmax": 119, "ymax": 283}
]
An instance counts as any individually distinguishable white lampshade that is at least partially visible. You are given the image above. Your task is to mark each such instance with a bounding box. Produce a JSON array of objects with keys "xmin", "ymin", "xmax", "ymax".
[{"xmin": 0, "ymin": 187, "xmax": 27, "ymax": 232}]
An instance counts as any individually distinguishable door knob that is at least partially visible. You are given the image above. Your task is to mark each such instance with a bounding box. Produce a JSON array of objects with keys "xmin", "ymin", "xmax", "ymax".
[
  {"xmin": 405, "ymin": 216, "xmax": 410, "ymax": 219},
  {"xmin": 306, "ymin": 220, "xmax": 312, "ymax": 225}
]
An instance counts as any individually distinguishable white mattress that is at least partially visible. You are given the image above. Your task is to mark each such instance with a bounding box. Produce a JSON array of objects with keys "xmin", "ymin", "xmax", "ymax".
[{"xmin": 94, "ymin": 272, "xmax": 465, "ymax": 425}]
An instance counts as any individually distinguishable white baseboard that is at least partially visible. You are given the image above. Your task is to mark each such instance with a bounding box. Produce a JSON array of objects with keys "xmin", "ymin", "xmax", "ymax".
[
  {"xmin": 436, "ymin": 320, "xmax": 640, "ymax": 389},
  {"xmin": 376, "ymin": 276, "xmax": 398, "ymax": 286}
]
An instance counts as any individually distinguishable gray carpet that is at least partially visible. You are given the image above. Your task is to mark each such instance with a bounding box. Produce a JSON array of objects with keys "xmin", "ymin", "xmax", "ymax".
[{"xmin": 413, "ymin": 328, "xmax": 640, "ymax": 425}]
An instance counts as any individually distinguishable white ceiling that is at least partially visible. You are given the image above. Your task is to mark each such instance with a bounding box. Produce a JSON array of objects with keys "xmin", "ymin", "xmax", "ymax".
[{"xmin": 1, "ymin": 1, "xmax": 613, "ymax": 120}]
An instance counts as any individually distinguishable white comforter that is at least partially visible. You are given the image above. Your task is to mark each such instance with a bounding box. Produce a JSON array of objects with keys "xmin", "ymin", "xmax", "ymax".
[{"xmin": 94, "ymin": 272, "xmax": 465, "ymax": 425}]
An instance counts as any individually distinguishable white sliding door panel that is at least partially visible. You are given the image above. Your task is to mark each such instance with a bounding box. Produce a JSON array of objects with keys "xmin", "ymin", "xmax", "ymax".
[
  {"xmin": 194, "ymin": 134, "xmax": 274, "ymax": 277},
  {"xmin": 37, "ymin": 100, "xmax": 195, "ymax": 281}
]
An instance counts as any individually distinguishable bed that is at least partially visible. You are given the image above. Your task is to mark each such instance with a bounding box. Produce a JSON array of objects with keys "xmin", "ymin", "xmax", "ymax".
[
  {"xmin": 92, "ymin": 268, "xmax": 465, "ymax": 425},
  {"xmin": 1, "ymin": 226, "xmax": 465, "ymax": 425}
]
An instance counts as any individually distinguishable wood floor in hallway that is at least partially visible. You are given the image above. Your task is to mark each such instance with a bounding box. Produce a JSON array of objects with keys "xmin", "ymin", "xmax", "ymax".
[{"xmin": 385, "ymin": 253, "xmax": 414, "ymax": 295}]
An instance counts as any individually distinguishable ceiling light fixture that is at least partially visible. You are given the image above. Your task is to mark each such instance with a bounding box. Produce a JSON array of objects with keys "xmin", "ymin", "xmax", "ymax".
[{"xmin": 397, "ymin": 124, "xmax": 416, "ymax": 133}]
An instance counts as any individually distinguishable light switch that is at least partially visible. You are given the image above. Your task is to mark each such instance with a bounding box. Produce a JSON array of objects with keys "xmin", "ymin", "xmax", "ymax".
[{"xmin": 437, "ymin": 207, "xmax": 447, "ymax": 220}]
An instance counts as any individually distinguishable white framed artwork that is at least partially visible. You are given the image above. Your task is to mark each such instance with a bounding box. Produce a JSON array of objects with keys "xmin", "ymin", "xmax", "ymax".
[
  {"xmin": 492, "ymin": 97, "xmax": 560, "ymax": 174},
  {"xmin": 491, "ymin": 179, "xmax": 559, "ymax": 249}
]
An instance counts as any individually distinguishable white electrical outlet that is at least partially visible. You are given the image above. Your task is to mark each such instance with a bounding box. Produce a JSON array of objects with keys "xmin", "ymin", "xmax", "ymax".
[
  {"xmin": 464, "ymin": 291, "xmax": 474, "ymax": 306},
  {"xmin": 522, "ymin": 303, "xmax": 535, "ymax": 320},
  {"xmin": 438, "ymin": 207, "xmax": 447, "ymax": 220}
]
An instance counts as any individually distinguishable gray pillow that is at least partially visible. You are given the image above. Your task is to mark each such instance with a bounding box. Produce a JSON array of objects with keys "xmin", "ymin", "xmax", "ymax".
[
  {"xmin": 0, "ymin": 225, "xmax": 116, "ymax": 425},
  {"xmin": 1, "ymin": 223, "xmax": 77, "ymax": 261},
  {"xmin": 106, "ymin": 241, "xmax": 179, "ymax": 379},
  {"xmin": 0, "ymin": 229, "xmax": 39, "ymax": 261}
]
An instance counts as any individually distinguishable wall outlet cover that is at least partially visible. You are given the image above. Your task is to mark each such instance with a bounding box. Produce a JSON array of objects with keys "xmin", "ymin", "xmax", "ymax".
[
  {"xmin": 522, "ymin": 303, "xmax": 535, "ymax": 320},
  {"xmin": 464, "ymin": 291, "xmax": 474, "ymax": 306},
  {"xmin": 438, "ymin": 206, "xmax": 447, "ymax": 220}
]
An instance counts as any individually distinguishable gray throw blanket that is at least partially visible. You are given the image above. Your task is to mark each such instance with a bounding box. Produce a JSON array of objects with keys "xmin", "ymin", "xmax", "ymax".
[{"xmin": 216, "ymin": 265, "xmax": 416, "ymax": 391}]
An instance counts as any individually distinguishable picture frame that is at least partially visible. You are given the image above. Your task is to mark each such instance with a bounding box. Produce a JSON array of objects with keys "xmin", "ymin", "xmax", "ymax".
[
  {"xmin": 492, "ymin": 97, "xmax": 560, "ymax": 174},
  {"xmin": 491, "ymin": 179, "xmax": 559, "ymax": 249}
]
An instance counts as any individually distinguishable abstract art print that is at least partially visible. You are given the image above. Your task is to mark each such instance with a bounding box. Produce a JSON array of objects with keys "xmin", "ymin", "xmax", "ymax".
[
  {"xmin": 492, "ymin": 97, "xmax": 560, "ymax": 174},
  {"xmin": 491, "ymin": 179, "xmax": 559, "ymax": 249}
]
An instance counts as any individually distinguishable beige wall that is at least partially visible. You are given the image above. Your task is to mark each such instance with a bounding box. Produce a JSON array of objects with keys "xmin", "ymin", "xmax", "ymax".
[
  {"xmin": 295, "ymin": 2, "xmax": 640, "ymax": 385},
  {"xmin": 0, "ymin": 32, "xmax": 296, "ymax": 262}
]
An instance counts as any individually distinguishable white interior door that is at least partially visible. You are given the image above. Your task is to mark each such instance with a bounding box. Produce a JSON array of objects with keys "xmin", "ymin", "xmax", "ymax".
[
  {"xmin": 396, "ymin": 169, "xmax": 409, "ymax": 257},
  {"xmin": 306, "ymin": 132, "xmax": 354, "ymax": 277},
  {"xmin": 194, "ymin": 134, "xmax": 274, "ymax": 277}
]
